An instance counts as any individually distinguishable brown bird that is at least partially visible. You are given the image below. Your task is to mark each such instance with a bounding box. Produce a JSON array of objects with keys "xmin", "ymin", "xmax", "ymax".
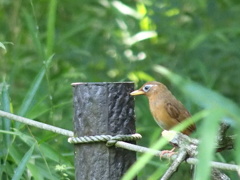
[{"xmin": 130, "ymin": 81, "xmax": 196, "ymax": 135}]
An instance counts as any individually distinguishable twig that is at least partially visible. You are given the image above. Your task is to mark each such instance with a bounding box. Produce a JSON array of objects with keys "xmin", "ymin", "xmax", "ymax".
[
  {"xmin": 211, "ymin": 168, "xmax": 230, "ymax": 180},
  {"xmin": 163, "ymin": 129, "xmax": 235, "ymax": 179},
  {"xmin": 162, "ymin": 130, "xmax": 198, "ymax": 157},
  {"xmin": 160, "ymin": 150, "xmax": 188, "ymax": 180},
  {"xmin": 115, "ymin": 141, "xmax": 240, "ymax": 172},
  {"xmin": 186, "ymin": 158, "xmax": 240, "ymax": 172},
  {"xmin": 217, "ymin": 122, "xmax": 234, "ymax": 151}
]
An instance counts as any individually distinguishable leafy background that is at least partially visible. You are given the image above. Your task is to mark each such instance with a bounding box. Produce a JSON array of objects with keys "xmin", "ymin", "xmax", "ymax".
[{"xmin": 1, "ymin": 0, "xmax": 240, "ymax": 179}]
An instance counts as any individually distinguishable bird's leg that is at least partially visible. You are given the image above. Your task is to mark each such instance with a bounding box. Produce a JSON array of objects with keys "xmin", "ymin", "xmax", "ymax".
[{"xmin": 159, "ymin": 147, "xmax": 176, "ymax": 159}]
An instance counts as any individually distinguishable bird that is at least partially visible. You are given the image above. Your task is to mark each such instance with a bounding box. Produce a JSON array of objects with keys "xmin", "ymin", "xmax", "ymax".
[{"xmin": 130, "ymin": 81, "xmax": 196, "ymax": 135}]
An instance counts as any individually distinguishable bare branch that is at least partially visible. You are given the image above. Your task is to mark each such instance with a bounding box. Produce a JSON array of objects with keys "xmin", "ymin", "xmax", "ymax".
[{"xmin": 160, "ymin": 150, "xmax": 188, "ymax": 180}]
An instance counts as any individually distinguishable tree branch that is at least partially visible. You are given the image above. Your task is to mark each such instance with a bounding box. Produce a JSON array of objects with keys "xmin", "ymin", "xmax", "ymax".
[{"xmin": 160, "ymin": 150, "xmax": 188, "ymax": 180}]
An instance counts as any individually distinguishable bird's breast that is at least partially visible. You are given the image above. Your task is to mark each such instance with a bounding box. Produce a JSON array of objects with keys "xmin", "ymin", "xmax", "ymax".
[{"xmin": 149, "ymin": 100, "xmax": 177, "ymax": 130}]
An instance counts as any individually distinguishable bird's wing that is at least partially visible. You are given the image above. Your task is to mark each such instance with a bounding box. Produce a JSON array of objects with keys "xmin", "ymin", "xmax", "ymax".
[{"xmin": 165, "ymin": 102, "xmax": 196, "ymax": 132}]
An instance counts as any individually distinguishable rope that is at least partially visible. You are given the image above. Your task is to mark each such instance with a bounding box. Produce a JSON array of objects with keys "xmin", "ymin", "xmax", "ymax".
[
  {"xmin": 68, "ymin": 133, "xmax": 142, "ymax": 147},
  {"xmin": 0, "ymin": 110, "xmax": 73, "ymax": 137},
  {"xmin": 0, "ymin": 110, "xmax": 239, "ymax": 173}
]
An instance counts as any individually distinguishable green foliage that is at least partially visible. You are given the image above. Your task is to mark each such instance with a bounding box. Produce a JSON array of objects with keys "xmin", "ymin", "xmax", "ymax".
[
  {"xmin": 12, "ymin": 145, "xmax": 35, "ymax": 180},
  {"xmin": 1, "ymin": 0, "xmax": 240, "ymax": 179}
]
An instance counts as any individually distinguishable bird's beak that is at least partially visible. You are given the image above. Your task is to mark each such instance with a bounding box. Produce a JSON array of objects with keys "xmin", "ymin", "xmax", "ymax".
[{"xmin": 130, "ymin": 90, "xmax": 145, "ymax": 96}]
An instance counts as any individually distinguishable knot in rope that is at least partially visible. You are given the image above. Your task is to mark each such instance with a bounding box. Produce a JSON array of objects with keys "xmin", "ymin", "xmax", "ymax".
[{"xmin": 68, "ymin": 133, "xmax": 142, "ymax": 147}]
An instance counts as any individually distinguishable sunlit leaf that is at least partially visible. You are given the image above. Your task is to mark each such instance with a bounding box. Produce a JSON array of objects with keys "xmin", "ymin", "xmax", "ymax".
[
  {"xmin": 124, "ymin": 31, "xmax": 157, "ymax": 45},
  {"xmin": 0, "ymin": 42, "xmax": 7, "ymax": 54},
  {"xmin": 112, "ymin": 1, "xmax": 142, "ymax": 19}
]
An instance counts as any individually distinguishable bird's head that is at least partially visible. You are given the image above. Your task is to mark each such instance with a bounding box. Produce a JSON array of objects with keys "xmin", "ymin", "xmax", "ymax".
[{"xmin": 130, "ymin": 81, "xmax": 168, "ymax": 97}]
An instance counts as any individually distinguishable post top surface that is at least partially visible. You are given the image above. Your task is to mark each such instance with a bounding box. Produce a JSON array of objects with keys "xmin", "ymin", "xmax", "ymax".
[{"xmin": 71, "ymin": 82, "xmax": 134, "ymax": 87}]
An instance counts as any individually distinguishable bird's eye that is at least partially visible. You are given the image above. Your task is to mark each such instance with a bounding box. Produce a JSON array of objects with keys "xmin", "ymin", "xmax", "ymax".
[{"xmin": 143, "ymin": 85, "xmax": 152, "ymax": 92}]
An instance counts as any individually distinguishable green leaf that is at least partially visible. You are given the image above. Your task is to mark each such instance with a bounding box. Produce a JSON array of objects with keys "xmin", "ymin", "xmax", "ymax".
[
  {"xmin": 27, "ymin": 163, "xmax": 59, "ymax": 180},
  {"xmin": 194, "ymin": 109, "xmax": 225, "ymax": 180},
  {"xmin": 1, "ymin": 81, "xmax": 11, "ymax": 147},
  {"xmin": 28, "ymin": 164, "xmax": 45, "ymax": 180},
  {"xmin": 17, "ymin": 55, "xmax": 54, "ymax": 119},
  {"xmin": 12, "ymin": 145, "xmax": 35, "ymax": 180},
  {"xmin": 0, "ymin": 129, "xmax": 17, "ymax": 136},
  {"xmin": 0, "ymin": 42, "xmax": 7, "ymax": 54},
  {"xmin": 23, "ymin": 9, "xmax": 45, "ymax": 61},
  {"xmin": 121, "ymin": 137, "xmax": 168, "ymax": 180},
  {"xmin": 46, "ymin": 0, "xmax": 57, "ymax": 56},
  {"xmin": 38, "ymin": 142, "xmax": 70, "ymax": 164},
  {"xmin": 9, "ymin": 144, "xmax": 23, "ymax": 164},
  {"xmin": 235, "ymin": 125, "xmax": 240, "ymax": 169},
  {"xmin": 189, "ymin": 33, "xmax": 208, "ymax": 49},
  {"xmin": 15, "ymin": 130, "xmax": 36, "ymax": 146},
  {"xmin": 111, "ymin": 1, "xmax": 142, "ymax": 19}
]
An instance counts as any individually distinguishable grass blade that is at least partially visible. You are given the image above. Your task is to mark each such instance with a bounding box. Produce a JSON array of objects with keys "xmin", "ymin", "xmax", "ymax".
[
  {"xmin": 194, "ymin": 109, "xmax": 224, "ymax": 180},
  {"xmin": 23, "ymin": 9, "xmax": 45, "ymax": 61},
  {"xmin": 0, "ymin": 42, "xmax": 7, "ymax": 54},
  {"xmin": 46, "ymin": 0, "xmax": 57, "ymax": 56},
  {"xmin": 12, "ymin": 144, "xmax": 35, "ymax": 180},
  {"xmin": 1, "ymin": 81, "xmax": 11, "ymax": 146},
  {"xmin": 17, "ymin": 55, "xmax": 53, "ymax": 120},
  {"xmin": 121, "ymin": 137, "xmax": 168, "ymax": 180}
]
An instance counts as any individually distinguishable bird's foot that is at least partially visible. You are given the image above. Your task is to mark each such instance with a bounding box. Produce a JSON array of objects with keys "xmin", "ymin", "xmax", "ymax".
[{"xmin": 159, "ymin": 147, "xmax": 176, "ymax": 160}]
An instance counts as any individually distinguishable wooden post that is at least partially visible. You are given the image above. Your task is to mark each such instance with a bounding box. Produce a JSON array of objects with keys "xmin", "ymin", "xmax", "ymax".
[{"xmin": 72, "ymin": 82, "xmax": 136, "ymax": 180}]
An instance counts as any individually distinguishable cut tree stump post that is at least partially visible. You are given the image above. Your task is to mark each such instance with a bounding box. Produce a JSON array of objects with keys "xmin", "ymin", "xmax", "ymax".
[{"xmin": 72, "ymin": 82, "xmax": 136, "ymax": 180}]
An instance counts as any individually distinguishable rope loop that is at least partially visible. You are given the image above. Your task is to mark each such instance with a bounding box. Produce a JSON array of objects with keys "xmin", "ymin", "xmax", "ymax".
[{"xmin": 68, "ymin": 133, "xmax": 142, "ymax": 147}]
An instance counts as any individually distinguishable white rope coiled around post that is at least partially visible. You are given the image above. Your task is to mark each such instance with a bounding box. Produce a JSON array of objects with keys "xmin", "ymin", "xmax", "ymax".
[{"xmin": 68, "ymin": 133, "xmax": 142, "ymax": 147}]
